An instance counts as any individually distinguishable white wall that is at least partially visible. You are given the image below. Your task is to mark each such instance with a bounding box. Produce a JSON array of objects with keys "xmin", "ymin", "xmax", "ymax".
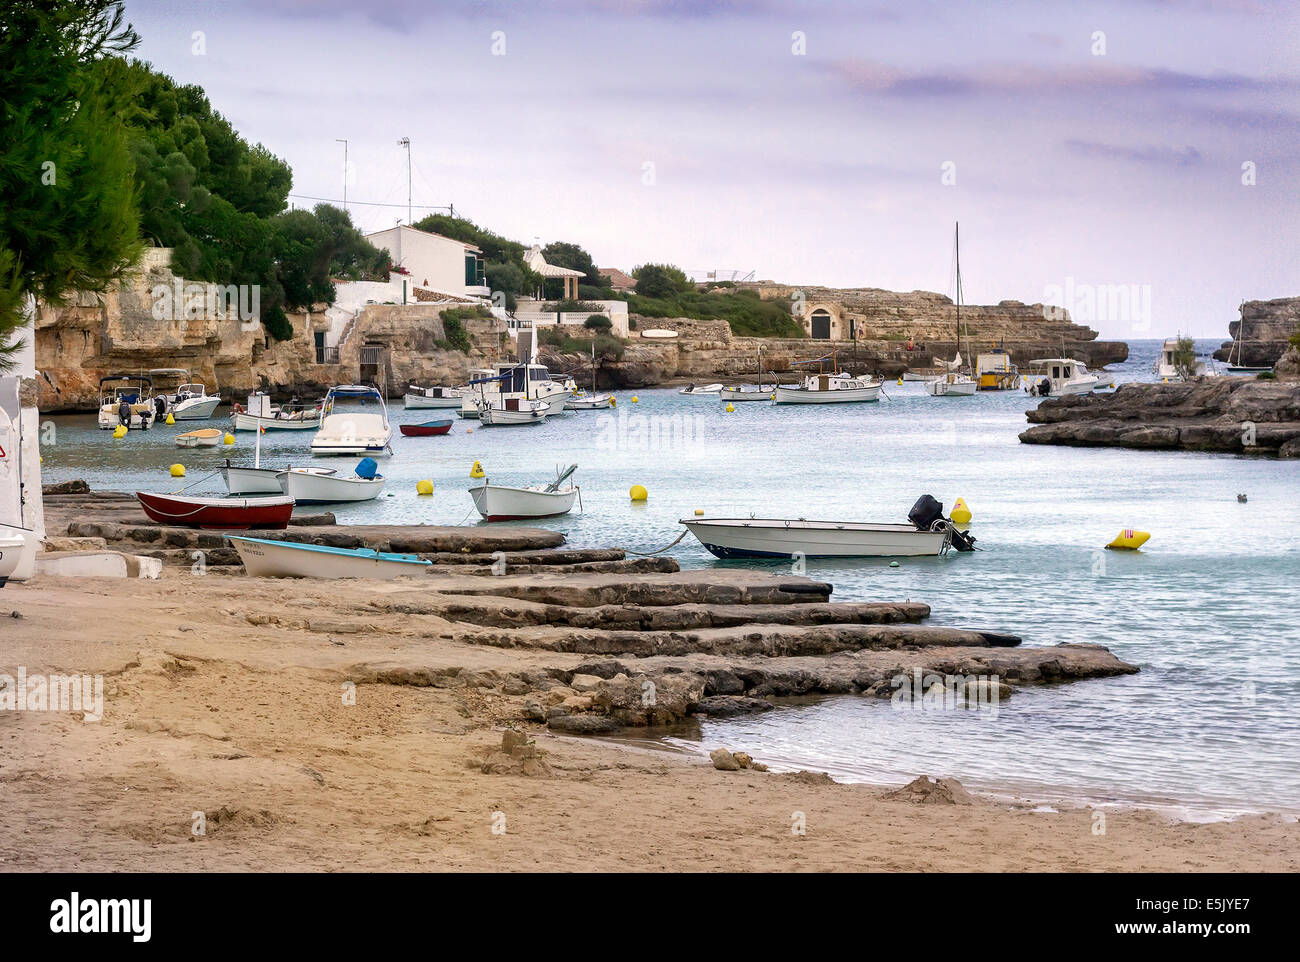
[{"xmin": 366, "ymin": 226, "xmax": 487, "ymax": 297}]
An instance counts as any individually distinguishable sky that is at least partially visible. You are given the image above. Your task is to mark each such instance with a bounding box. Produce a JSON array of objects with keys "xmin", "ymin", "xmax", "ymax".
[{"xmin": 122, "ymin": 0, "xmax": 1298, "ymax": 338}]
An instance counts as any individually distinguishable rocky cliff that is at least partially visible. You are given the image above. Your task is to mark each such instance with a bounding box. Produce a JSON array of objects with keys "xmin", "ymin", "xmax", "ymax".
[
  {"xmin": 1019, "ymin": 377, "xmax": 1300, "ymax": 457},
  {"xmin": 1212, "ymin": 297, "xmax": 1300, "ymax": 368}
]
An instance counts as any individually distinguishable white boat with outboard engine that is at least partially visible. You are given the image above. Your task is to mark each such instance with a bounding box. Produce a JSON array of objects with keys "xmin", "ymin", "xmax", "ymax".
[
  {"xmin": 1024, "ymin": 358, "xmax": 1114, "ymax": 397},
  {"xmin": 565, "ymin": 392, "xmax": 615, "ymax": 410},
  {"xmin": 924, "ymin": 372, "xmax": 977, "ymax": 397},
  {"xmin": 679, "ymin": 383, "xmax": 723, "ymax": 395},
  {"xmin": 404, "ymin": 384, "xmax": 463, "ymax": 409},
  {"xmin": 227, "ymin": 536, "xmax": 432, "ymax": 580},
  {"xmin": 722, "ymin": 385, "xmax": 776, "ymax": 402},
  {"xmin": 469, "ymin": 464, "xmax": 580, "ymax": 521},
  {"xmin": 310, "ymin": 385, "xmax": 393, "ymax": 456},
  {"xmin": 97, "ymin": 373, "xmax": 155, "ymax": 429},
  {"xmin": 150, "ymin": 369, "xmax": 221, "ymax": 420},
  {"xmin": 277, "ymin": 459, "xmax": 385, "ymax": 503},
  {"xmin": 680, "ymin": 496, "xmax": 975, "ymax": 559}
]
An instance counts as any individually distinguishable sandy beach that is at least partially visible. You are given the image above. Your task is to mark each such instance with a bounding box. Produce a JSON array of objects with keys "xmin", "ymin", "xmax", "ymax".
[{"xmin": 3, "ymin": 562, "xmax": 1297, "ymax": 874}]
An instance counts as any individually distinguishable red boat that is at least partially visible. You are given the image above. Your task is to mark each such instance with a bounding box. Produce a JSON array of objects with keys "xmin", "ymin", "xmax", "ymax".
[
  {"xmin": 399, "ymin": 420, "xmax": 453, "ymax": 437},
  {"xmin": 135, "ymin": 491, "xmax": 295, "ymax": 530}
]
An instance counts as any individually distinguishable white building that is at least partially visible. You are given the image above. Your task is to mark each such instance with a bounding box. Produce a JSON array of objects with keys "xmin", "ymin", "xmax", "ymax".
[{"xmin": 364, "ymin": 225, "xmax": 490, "ymax": 299}]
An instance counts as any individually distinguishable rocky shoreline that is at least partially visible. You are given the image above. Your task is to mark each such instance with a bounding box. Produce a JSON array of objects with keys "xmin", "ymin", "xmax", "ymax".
[{"xmin": 1020, "ymin": 375, "xmax": 1300, "ymax": 458}]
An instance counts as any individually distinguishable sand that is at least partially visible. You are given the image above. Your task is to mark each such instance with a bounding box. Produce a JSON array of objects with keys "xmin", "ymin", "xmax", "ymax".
[{"xmin": 1, "ymin": 572, "xmax": 1296, "ymax": 873}]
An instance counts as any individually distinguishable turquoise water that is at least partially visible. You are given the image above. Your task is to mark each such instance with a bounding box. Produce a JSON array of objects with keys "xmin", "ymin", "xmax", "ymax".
[{"xmin": 38, "ymin": 340, "xmax": 1300, "ymax": 817}]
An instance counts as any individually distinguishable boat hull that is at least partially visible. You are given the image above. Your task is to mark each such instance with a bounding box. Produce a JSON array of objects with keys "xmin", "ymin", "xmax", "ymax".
[
  {"xmin": 221, "ymin": 465, "xmax": 285, "ymax": 495},
  {"xmin": 0, "ymin": 524, "xmax": 38, "ymax": 585},
  {"xmin": 135, "ymin": 492, "xmax": 294, "ymax": 530},
  {"xmin": 721, "ymin": 388, "xmax": 774, "ymax": 402},
  {"xmin": 469, "ymin": 485, "xmax": 577, "ymax": 521},
  {"xmin": 565, "ymin": 394, "xmax": 614, "ymax": 410},
  {"xmin": 228, "ymin": 536, "xmax": 431, "ymax": 579},
  {"xmin": 279, "ymin": 469, "xmax": 385, "ymax": 504},
  {"xmin": 925, "ymin": 379, "xmax": 977, "ymax": 397},
  {"xmin": 478, "ymin": 407, "xmax": 547, "ymax": 426},
  {"xmin": 681, "ymin": 518, "xmax": 949, "ymax": 558},
  {"xmin": 680, "ymin": 384, "xmax": 723, "ymax": 395},
  {"xmin": 773, "ymin": 384, "xmax": 881, "ymax": 404},
  {"xmin": 232, "ymin": 412, "xmax": 321, "ymax": 432},
  {"xmin": 404, "ymin": 393, "xmax": 461, "ymax": 409},
  {"xmin": 171, "ymin": 396, "xmax": 222, "ymax": 420},
  {"xmin": 399, "ymin": 421, "xmax": 453, "ymax": 436}
]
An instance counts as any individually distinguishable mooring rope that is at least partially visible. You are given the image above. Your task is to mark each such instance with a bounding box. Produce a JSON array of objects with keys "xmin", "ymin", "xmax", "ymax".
[{"xmin": 622, "ymin": 529, "xmax": 690, "ymax": 556}]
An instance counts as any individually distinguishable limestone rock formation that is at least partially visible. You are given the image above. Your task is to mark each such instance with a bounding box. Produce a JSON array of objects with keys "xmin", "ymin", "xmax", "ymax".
[{"xmin": 1214, "ymin": 297, "xmax": 1300, "ymax": 368}]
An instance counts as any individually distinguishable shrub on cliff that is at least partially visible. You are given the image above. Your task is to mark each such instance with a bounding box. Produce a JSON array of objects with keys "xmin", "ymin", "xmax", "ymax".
[
  {"xmin": 626, "ymin": 288, "xmax": 803, "ymax": 338},
  {"xmin": 438, "ymin": 307, "xmax": 488, "ymax": 353},
  {"xmin": 0, "ymin": 2, "xmax": 144, "ymax": 370},
  {"xmin": 584, "ymin": 315, "xmax": 613, "ymax": 333},
  {"xmin": 633, "ymin": 263, "xmax": 692, "ymax": 299}
]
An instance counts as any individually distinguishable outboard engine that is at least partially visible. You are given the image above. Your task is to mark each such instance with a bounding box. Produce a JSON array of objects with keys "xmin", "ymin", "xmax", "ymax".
[
  {"xmin": 1036, "ymin": 378, "xmax": 1051, "ymax": 397},
  {"xmin": 908, "ymin": 494, "xmax": 977, "ymax": 552}
]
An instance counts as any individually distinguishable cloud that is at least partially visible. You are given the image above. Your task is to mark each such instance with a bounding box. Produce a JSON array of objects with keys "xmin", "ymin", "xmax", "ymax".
[{"xmin": 1064, "ymin": 140, "xmax": 1205, "ymax": 167}]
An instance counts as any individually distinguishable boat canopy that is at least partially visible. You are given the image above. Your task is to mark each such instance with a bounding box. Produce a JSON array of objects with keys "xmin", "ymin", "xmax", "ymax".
[
  {"xmin": 467, "ymin": 371, "xmax": 511, "ymax": 386},
  {"xmin": 99, "ymin": 373, "xmax": 152, "ymax": 386}
]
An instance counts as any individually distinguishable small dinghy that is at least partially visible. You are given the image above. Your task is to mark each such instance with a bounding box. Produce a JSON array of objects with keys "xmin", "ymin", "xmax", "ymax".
[
  {"xmin": 135, "ymin": 492, "xmax": 294, "ymax": 530},
  {"xmin": 565, "ymin": 393, "xmax": 615, "ymax": 410},
  {"xmin": 277, "ymin": 458, "xmax": 385, "ymax": 504},
  {"xmin": 174, "ymin": 428, "xmax": 224, "ymax": 448},
  {"xmin": 0, "ymin": 523, "xmax": 38, "ymax": 587},
  {"xmin": 721, "ymin": 385, "xmax": 775, "ymax": 402},
  {"xmin": 227, "ymin": 536, "xmax": 432, "ymax": 580},
  {"xmin": 469, "ymin": 464, "xmax": 580, "ymax": 521},
  {"xmin": 399, "ymin": 419, "xmax": 453, "ymax": 437},
  {"xmin": 403, "ymin": 385, "xmax": 463, "ymax": 409},
  {"xmin": 679, "ymin": 495, "xmax": 976, "ymax": 559},
  {"xmin": 679, "ymin": 383, "xmax": 723, "ymax": 395}
]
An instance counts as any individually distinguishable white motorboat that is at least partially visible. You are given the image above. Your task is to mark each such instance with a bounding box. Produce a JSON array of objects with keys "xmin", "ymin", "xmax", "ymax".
[
  {"xmin": 721, "ymin": 385, "xmax": 776, "ymax": 402},
  {"xmin": 278, "ymin": 461, "xmax": 385, "ymax": 503},
  {"xmin": 150, "ymin": 369, "xmax": 221, "ymax": 419},
  {"xmin": 924, "ymin": 372, "xmax": 977, "ymax": 397},
  {"xmin": 902, "ymin": 369, "xmax": 944, "ymax": 382},
  {"xmin": 404, "ymin": 385, "xmax": 463, "ymax": 409},
  {"xmin": 0, "ymin": 523, "xmax": 38, "ymax": 586},
  {"xmin": 476, "ymin": 397, "xmax": 549, "ymax": 426},
  {"xmin": 1153, "ymin": 337, "xmax": 1216, "ymax": 380},
  {"xmin": 681, "ymin": 496, "xmax": 974, "ymax": 559},
  {"xmin": 96, "ymin": 373, "xmax": 155, "ymax": 429},
  {"xmin": 565, "ymin": 392, "xmax": 615, "ymax": 410},
  {"xmin": 773, "ymin": 369, "xmax": 881, "ymax": 404},
  {"xmin": 231, "ymin": 392, "xmax": 323, "ymax": 431},
  {"xmin": 311, "ymin": 385, "xmax": 393, "ymax": 456},
  {"xmin": 1024, "ymin": 358, "xmax": 1114, "ymax": 397},
  {"xmin": 469, "ymin": 465, "xmax": 580, "ymax": 521},
  {"xmin": 174, "ymin": 428, "xmax": 224, "ymax": 448},
  {"xmin": 459, "ymin": 361, "xmax": 570, "ymax": 419},
  {"xmin": 227, "ymin": 536, "xmax": 432, "ymax": 580},
  {"xmin": 679, "ymin": 383, "xmax": 723, "ymax": 395}
]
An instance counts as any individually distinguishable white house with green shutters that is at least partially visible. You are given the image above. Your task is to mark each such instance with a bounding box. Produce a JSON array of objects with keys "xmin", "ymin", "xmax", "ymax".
[{"xmin": 364, "ymin": 225, "xmax": 490, "ymax": 299}]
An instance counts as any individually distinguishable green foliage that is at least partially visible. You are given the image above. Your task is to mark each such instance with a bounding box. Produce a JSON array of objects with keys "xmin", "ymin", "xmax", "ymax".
[
  {"xmin": 0, "ymin": 0, "xmax": 145, "ymax": 368},
  {"xmin": 543, "ymin": 300, "xmax": 605, "ymax": 313},
  {"xmin": 632, "ymin": 263, "xmax": 692, "ymax": 299},
  {"xmin": 583, "ymin": 315, "xmax": 612, "ymax": 333},
  {"xmin": 625, "ymin": 288, "xmax": 803, "ymax": 338},
  {"xmin": 262, "ymin": 304, "xmax": 292, "ymax": 341},
  {"xmin": 537, "ymin": 327, "xmax": 624, "ymax": 361},
  {"xmin": 1290, "ymin": 323, "xmax": 1300, "ymax": 349},
  {"xmin": 438, "ymin": 306, "xmax": 488, "ymax": 353},
  {"xmin": 413, "ymin": 214, "xmax": 543, "ymax": 306},
  {"xmin": 1173, "ymin": 336, "xmax": 1199, "ymax": 380}
]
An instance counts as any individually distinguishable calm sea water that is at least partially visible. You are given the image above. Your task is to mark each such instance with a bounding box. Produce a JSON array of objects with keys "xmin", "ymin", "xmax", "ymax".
[{"xmin": 39, "ymin": 340, "xmax": 1300, "ymax": 818}]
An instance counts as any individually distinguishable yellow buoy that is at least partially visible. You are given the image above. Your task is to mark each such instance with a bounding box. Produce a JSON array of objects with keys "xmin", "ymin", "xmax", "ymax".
[
  {"xmin": 170, "ymin": 463, "xmax": 186, "ymax": 478},
  {"xmin": 609, "ymin": 397, "xmax": 617, "ymax": 408},
  {"xmin": 416, "ymin": 480, "xmax": 434, "ymax": 496},
  {"xmin": 951, "ymin": 497, "xmax": 972, "ymax": 525},
  {"xmin": 470, "ymin": 460, "xmax": 485, "ymax": 479},
  {"xmin": 631, "ymin": 395, "xmax": 639, "ymax": 403},
  {"xmin": 629, "ymin": 484, "xmax": 648, "ymax": 502},
  {"xmin": 164, "ymin": 413, "xmax": 175, "ymax": 425},
  {"xmin": 724, "ymin": 402, "xmax": 735, "ymax": 413},
  {"xmin": 1106, "ymin": 529, "xmax": 1151, "ymax": 551},
  {"xmin": 897, "ymin": 377, "xmax": 903, "ymax": 386},
  {"xmin": 223, "ymin": 432, "xmax": 235, "ymax": 445},
  {"xmin": 112, "ymin": 425, "xmax": 127, "ymax": 439},
  {"xmin": 694, "ymin": 508, "xmax": 704, "ymax": 516}
]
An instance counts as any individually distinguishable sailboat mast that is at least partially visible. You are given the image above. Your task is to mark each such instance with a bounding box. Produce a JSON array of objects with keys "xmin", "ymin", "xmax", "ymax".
[{"xmin": 955, "ymin": 221, "xmax": 963, "ymax": 364}]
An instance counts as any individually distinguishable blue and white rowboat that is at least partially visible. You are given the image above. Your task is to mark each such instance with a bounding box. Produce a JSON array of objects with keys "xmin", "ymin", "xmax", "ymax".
[{"xmin": 227, "ymin": 536, "xmax": 431, "ymax": 579}]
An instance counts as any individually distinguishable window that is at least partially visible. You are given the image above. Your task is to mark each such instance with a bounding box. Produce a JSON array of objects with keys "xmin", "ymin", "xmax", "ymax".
[{"xmin": 465, "ymin": 253, "xmax": 485, "ymax": 287}]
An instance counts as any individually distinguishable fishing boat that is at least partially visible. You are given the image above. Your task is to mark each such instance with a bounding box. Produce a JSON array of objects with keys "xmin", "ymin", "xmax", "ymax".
[
  {"xmin": 773, "ymin": 353, "xmax": 881, "ymax": 404},
  {"xmin": 227, "ymin": 536, "xmax": 432, "ymax": 580},
  {"xmin": 150, "ymin": 369, "xmax": 221, "ymax": 420},
  {"xmin": 974, "ymin": 351, "xmax": 1021, "ymax": 391},
  {"xmin": 221, "ymin": 416, "xmax": 281, "ymax": 494},
  {"xmin": 277, "ymin": 459, "xmax": 385, "ymax": 504},
  {"xmin": 1153, "ymin": 337, "xmax": 1216, "ymax": 380},
  {"xmin": 721, "ymin": 385, "xmax": 775, "ymax": 402},
  {"xmin": 174, "ymin": 428, "xmax": 224, "ymax": 448},
  {"xmin": 1024, "ymin": 358, "xmax": 1113, "ymax": 397},
  {"xmin": 476, "ymin": 396, "xmax": 549, "ymax": 426},
  {"xmin": 135, "ymin": 491, "xmax": 294, "ymax": 530},
  {"xmin": 231, "ymin": 392, "xmax": 323, "ymax": 432},
  {"xmin": 925, "ymin": 372, "xmax": 978, "ymax": 396},
  {"xmin": 680, "ymin": 496, "xmax": 974, "ymax": 559},
  {"xmin": 0, "ymin": 523, "xmax": 38, "ymax": 587},
  {"xmin": 565, "ymin": 342, "xmax": 616, "ymax": 410},
  {"xmin": 399, "ymin": 419, "xmax": 454, "ymax": 437},
  {"xmin": 403, "ymin": 384, "xmax": 463, "ymax": 409},
  {"xmin": 458, "ymin": 359, "xmax": 570, "ymax": 419},
  {"xmin": 679, "ymin": 383, "xmax": 723, "ymax": 395},
  {"xmin": 902, "ymin": 369, "xmax": 944, "ymax": 382},
  {"xmin": 469, "ymin": 464, "xmax": 580, "ymax": 521},
  {"xmin": 97, "ymin": 373, "xmax": 155, "ymax": 429},
  {"xmin": 311, "ymin": 384, "xmax": 393, "ymax": 456}
]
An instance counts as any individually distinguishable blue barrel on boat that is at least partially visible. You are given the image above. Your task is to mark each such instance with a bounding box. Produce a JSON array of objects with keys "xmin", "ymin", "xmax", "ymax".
[{"xmin": 355, "ymin": 457, "xmax": 379, "ymax": 479}]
